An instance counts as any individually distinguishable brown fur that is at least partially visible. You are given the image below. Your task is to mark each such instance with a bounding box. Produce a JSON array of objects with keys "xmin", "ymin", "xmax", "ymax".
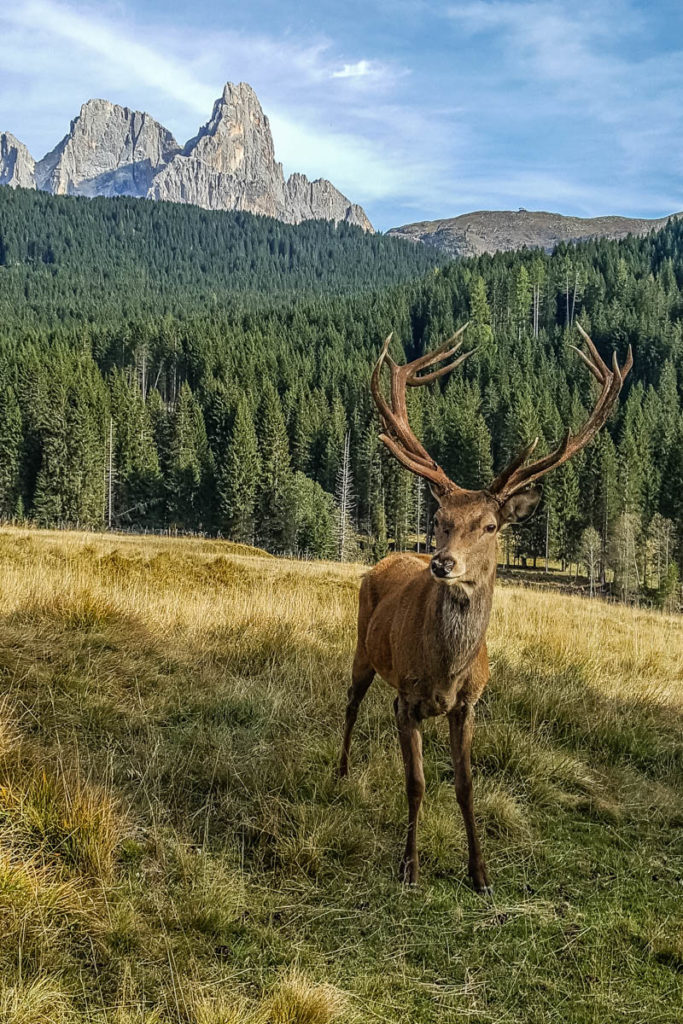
[{"xmin": 339, "ymin": 489, "xmax": 508, "ymax": 891}]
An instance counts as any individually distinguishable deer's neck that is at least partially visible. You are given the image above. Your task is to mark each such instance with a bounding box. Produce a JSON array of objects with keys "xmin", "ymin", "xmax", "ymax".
[{"xmin": 433, "ymin": 570, "xmax": 495, "ymax": 677}]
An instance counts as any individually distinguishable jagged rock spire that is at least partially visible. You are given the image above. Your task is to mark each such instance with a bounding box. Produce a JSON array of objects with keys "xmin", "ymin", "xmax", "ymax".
[{"xmin": 1, "ymin": 83, "xmax": 373, "ymax": 231}]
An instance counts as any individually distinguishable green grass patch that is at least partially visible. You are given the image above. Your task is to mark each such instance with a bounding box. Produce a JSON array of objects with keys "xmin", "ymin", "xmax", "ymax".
[{"xmin": 0, "ymin": 527, "xmax": 680, "ymax": 1023}]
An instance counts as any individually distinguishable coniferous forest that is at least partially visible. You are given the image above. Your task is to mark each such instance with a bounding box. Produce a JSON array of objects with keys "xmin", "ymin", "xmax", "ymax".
[{"xmin": 0, "ymin": 187, "xmax": 681, "ymax": 603}]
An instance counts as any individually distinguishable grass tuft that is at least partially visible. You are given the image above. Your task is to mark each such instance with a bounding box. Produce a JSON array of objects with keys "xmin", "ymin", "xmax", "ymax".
[{"xmin": 265, "ymin": 970, "xmax": 350, "ymax": 1024}]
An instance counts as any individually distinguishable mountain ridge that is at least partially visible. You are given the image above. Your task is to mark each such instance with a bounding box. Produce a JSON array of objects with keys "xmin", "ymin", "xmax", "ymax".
[
  {"xmin": 387, "ymin": 208, "xmax": 680, "ymax": 257},
  {"xmin": 0, "ymin": 83, "xmax": 372, "ymax": 231}
]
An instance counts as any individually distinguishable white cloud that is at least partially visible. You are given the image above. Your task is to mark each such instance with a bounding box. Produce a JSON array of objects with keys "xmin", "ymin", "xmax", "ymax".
[
  {"xmin": 1, "ymin": 1, "xmax": 215, "ymax": 115},
  {"xmin": 332, "ymin": 60, "xmax": 378, "ymax": 79}
]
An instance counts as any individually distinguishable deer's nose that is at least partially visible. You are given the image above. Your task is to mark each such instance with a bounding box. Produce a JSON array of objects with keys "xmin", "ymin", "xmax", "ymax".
[{"xmin": 431, "ymin": 556, "xmax": 456, "ymax": 578}]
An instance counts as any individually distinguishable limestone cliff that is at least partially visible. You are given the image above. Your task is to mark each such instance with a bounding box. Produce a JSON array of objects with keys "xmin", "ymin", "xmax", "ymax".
[
  {"xmin": 34, "ymin": 99, "xmax": 179, "ymax": 198},
  {"xmin": 0, "ymin": 133, "xmax": 35, "ymax": 189},
  {"xmin": 5, "ymin": 83, "xmax": 372, "ymax": 230}
]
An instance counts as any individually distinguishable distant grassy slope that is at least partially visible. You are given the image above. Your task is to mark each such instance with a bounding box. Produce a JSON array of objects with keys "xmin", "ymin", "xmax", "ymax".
[
  {"xmin": 387, "ymin": 208, "xmax": 678, "ymax": 258},
  {"xmin": 0, "ymin": 527, "xmax": 681, "ymax": 1024}
]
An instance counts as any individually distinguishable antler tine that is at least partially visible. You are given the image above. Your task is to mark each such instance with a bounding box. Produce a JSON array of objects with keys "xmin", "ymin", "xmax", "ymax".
[
  {"xmin": 575, "ymin": 321, "xmax": 609, "ymax": 375},
  {"xmin": 488, "ymin": 437, "xmax": 539, "ymax": 494},
  {"xmin": 569, "ymin": 345, "xmax": 604, "ymax": 383},
  {"xmin": 405, "ymin": 322, "xmax": 470, "ymax": 378},
  {"xmin": 370, "ymin": 328, "xmax": 476, "ymax": 495},
  {"xmin": 372, "ymin": 334, "xmax": 447, "ymax": 470},
  {"xmin": 370, "ymin": 334, "xmax": 397, "ymax": 429},
  {"xmin": 407, "ymin": 348, "xmax": 477, "ymax": 386},
  {"xmin": 490, "ymin": 326, "xmax": 633, "ymax": 502}
]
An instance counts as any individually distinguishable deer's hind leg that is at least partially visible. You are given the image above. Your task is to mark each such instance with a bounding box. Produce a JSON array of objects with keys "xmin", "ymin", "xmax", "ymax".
[{"xmin": 338, "ymin": 649, "xmax": 375, "ymax": 778}]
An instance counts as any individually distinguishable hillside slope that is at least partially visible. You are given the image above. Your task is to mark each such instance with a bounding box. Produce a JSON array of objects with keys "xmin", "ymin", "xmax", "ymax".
[
  {"xmin": 0, "ymin": 187, "xmax": 441, "ymax": 323},
  {"xmin": 388, "ymin": 208, "xmax": 678, "ymax": 257},
  {"xmin": 0, "ymin": 527, "xmax": 681, "ymax": 1023}
]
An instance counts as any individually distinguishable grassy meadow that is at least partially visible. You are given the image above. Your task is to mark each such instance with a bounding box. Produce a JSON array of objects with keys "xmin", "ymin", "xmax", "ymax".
[{"xmin": 0, "ymin": 526, "xmax": 681, "ymax": 1024}]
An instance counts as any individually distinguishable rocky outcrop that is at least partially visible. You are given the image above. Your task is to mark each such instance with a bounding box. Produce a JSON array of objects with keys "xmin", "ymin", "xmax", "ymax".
[
  {"xmin": 149, "ymin": 83, "xmax": 285, "ymax": 217},
  {"xmin": 150, "ymin": 83, "xmax": 371, "ymax": 229},
  {"xmin": 0, "ymin": 133, "xmax": 35, "ymax": 188},
  {"xmin": 34, "ymin": 99, "xmax": 180, "ymax": 198},
  {"xmin": 387, "ymin": 209, "xmax": 678, "ymax": 258},
  {"xmin": 2, "ymin": 83, "xmax": 372, "ymax": 230},
  {"xmin": 285, "ymin": 173, "xmax": 372, "ymax": 230}
]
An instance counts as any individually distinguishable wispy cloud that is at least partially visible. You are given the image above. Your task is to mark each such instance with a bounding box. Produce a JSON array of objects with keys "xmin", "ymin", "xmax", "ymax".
[
  {"xmin": 443, "ymin": 0, "xmax": 683, "ymax": 215},
  {"xmin": 1, "ymin": 1, "xmax": 215, "ymax": 114},
  {"xmin": 332, "ymin": 60, "xmax": 380, "ymax": 79}
]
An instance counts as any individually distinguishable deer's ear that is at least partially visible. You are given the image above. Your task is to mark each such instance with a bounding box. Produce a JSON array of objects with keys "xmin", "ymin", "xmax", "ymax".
[{"xmin": 499, "ymin": 488, "xmax": 542, "ymax": 525}]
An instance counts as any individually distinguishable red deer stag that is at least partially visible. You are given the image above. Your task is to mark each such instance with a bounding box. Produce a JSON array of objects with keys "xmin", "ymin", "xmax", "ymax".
[{"xmin": 339, "ymin": 323, "xmax": 632, "ymax": 891}]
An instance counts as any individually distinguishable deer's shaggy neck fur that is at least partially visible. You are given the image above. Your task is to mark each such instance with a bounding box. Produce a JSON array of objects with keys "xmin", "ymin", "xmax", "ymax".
[{"xmin": 432, "ymin": 564, "xmax": 496, "ymax": 681}]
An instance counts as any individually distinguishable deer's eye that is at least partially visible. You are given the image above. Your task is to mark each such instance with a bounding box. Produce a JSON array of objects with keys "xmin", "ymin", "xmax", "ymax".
[{"xmin": 484, "ymin": 523, "xmax": 497, "ymax": 534}]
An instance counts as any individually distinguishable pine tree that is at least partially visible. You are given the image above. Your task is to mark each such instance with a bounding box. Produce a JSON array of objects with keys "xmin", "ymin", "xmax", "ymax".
[
  {"xmin": 293, "ymin": 472, "xmax": 336, "ymax": 559},
  {"xmin": 257, "ymin": 382, "xmax": 295, "ymax": 552},
  {"xmin": 334, "ymin": 432, "xmax": 357, "ymax": 561},
  {"xmin": 468, "ymin": 275, "xmax": 493, "ymax": 350},
  {"xmin": 167, "ymin": 382, "xmax": 212, "ymax": 529},
  {"xmin": 109, "ymin": 370, "xmax": 162, "ymax": 523},
  {"xmin": 513, "ymin": 265, "xmax": 532, "ymax": 337},
  {"xmin": 217, "ymin": 396, "xmax": 260, "ymax": 543},
  {"xmin": 323, "ymin": 393, "xmax": 347, "ymax": 493},
  {"xmin": 0, "ymin": 382, "xmax": 22, "ymax": 518}
]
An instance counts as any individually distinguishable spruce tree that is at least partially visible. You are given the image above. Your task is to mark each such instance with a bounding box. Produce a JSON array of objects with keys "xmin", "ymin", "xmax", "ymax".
[
  {"xmin": 256, "ymin": 382, "xmax": 295, "ymax": 552},
  {"xmin": 0, "ymin": 382, "xmax": 22, "ymax": 518},
  {"xmin": 167, "ymin": 382, "xmax": 212, "ymax": 530},
  {"xmin": 217, "ymin": 396, "xmax": 260, "ymax": 543},
  {"xmin": 109, "ymin": 370, "xmax": 162, "ymax": 524},
  {"xmin": 292, "ymin": 472, "xmax": 336, "ymax": 559}
]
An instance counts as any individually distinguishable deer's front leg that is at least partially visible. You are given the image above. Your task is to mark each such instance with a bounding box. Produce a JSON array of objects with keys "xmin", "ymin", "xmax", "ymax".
[
  {"xmin": 394, "ymin": 696, "xmax": 424, "ymax": 885},
  {"xmin": 448, "ymin": 701, "xmax": 491, "ymax": 894}
]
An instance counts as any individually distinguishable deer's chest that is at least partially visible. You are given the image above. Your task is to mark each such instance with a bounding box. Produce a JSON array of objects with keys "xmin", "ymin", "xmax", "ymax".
[{"xmin": 408, "ymin": 673, "xmax": 467, "ymax": 717}]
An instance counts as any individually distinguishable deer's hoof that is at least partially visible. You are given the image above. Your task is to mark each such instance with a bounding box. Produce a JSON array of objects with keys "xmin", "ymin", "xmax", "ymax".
[
  {"xmin": 399, "ymin": 857, "xmax": 419, "ymax": 886},
  {"xmin": 469, "ymin": 865, "xmax": 493, "ymax": 895}
]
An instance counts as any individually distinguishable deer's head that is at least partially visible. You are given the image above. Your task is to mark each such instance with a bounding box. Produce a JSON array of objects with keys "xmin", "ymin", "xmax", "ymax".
[{"xmin": 371, "ymin": 323, "xmax": 632, "ymax": 589}]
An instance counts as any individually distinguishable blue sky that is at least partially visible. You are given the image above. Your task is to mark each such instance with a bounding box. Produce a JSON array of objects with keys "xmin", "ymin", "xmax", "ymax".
[{"xmin": 1, "ymin": 0, "xmax": 683, "ymax": 230}]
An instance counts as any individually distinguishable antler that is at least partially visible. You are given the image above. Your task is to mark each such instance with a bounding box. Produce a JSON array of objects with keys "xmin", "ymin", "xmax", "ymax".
[
  {"xmin": 371, "ymin": 325, "xmax": 474, "ymax": 494},
  {"xmin": 489, "ymin": 323, "xmax": 633, "ymax": 502}
]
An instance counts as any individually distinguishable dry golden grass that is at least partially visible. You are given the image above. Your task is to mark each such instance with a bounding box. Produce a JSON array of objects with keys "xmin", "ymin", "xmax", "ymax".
[{"xmin": 0, "ymin": 525, "xmax": 681, "ymax": 1024}]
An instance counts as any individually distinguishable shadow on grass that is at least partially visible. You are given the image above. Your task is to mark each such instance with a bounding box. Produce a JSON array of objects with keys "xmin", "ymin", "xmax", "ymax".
[
  {"xmin": 1, "ymin": 586, "xmax": 683, "ymax": 1023},
  {"xmin": 2, "ymin": 592, "xmax": 682, "ymax": 868}
]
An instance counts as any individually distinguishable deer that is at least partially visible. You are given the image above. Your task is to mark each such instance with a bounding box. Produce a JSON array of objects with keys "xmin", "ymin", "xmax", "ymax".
[{"xmin": 338, "ymin": 323, "xmax": 632, "ymax": 892}]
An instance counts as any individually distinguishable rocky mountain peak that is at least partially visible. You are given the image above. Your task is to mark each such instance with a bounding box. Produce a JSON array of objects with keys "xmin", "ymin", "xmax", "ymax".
[
  {"xmin": 2, "ymin": 82, "xmax": 372, "ymax": 231},
  {"xmin": 0, "ymin": 132, "xmax": 36, "ymax": 188},
  {"xmin": 183, "ymin": 82, "xmax": 277, "ymax": 170},
  {"xmin": 34, "ymin": 99, "xmax": 180, "ymax": 198},
  {"xmin": 151, "ymin": 81, "xmax": 371, "ymax": 229},
  {"xmin": 387, "ymin": 209, "xmax": 678, "ymax": 257}
]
